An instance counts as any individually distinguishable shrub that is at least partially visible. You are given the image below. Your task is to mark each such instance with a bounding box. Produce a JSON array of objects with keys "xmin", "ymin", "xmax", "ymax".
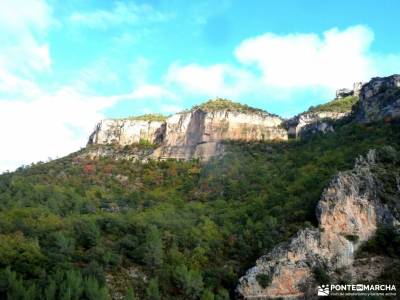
[
  {"xmin": 192, "ymin": 98, "xmax": 268, "ymax": 114},
  {"xmin": 313, "ymin": 267, "xmax": 331, "ymax": 284},
  {"xmin": 344, "ymin": 234, "xmax": 359, "ymax": 242},
  {"xmin": 256, "ymin": 273, "xmax": 272, "ymax": 288},
  {"xmin": 357, "ymin": 226, "xmax": 400, "ymax": 259},
  {"xmin": 74, "ymin": 219, "xmax": 100, "ymax": 249},
  {"xmin": 377, "ymin": 145, "xmax": 399, "ymax": 164},
  {"xmin": 126, "ymin": 114, "xmax": 167, "ymax": 122}
]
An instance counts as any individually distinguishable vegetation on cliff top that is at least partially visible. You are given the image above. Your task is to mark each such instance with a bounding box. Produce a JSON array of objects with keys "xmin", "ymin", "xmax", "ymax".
[
  {"xmin": 192, "ymin": 98, "xmax": 269, "ymax": 114},
  {"xmin": 307, "ymin": 95, "xmax": 359, "ymax": 114},
  {"xmin": 123, "ymin": 114, "xmax": 167, "ymax": 122},
  {"xmin": 0, "ymin": 120, "xmax": 399, "ymax": 299}
]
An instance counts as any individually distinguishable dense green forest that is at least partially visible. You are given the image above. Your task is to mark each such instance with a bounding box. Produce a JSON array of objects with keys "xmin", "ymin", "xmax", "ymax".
[{"xmin": 0, "ymin": 121, "xmax": 399, "ymax": 299}]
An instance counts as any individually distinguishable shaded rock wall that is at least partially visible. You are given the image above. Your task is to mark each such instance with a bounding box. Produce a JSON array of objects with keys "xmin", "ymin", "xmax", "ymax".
[{"xmin": 353, "ymin": 74, "xmax": 400, "ymax": 123}]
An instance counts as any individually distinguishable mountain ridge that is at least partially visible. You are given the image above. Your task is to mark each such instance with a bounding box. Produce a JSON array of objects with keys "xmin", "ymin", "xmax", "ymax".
[{"xmin": 86, "ymin": 75, "xmax": 400, "ymax": 161}]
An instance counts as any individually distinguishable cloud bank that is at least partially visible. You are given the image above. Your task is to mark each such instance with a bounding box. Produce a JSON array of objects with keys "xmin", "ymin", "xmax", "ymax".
[{"xmin": 167, "ymin": 25, "xmax": 398, "ymax": 100}]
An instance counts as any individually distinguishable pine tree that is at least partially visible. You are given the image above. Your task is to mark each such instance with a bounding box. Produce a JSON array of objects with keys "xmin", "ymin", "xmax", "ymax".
[
  {"xmin": 59, "ymin": 270, "xmax": 83, "ymax": 300},
  {"xmin": 123, "ymin": 287, "xmax": 138, "ymax": 300},
  {"xmin": 44, "ymin": 279, "xmax": 57, "ymax": 300},
  {"xmin": 143, "ymin": 226, "xmax": 163, "ymax": 271},
  {"xmin": 83, "ymin": 276, "xmax": 109, "ymax": 300},
  {"xmin": 146, "ymin": 278, "xmax": 161, "ymax": 300}
]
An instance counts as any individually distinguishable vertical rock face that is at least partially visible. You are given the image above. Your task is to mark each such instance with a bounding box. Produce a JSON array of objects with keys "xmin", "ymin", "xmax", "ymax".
[
  {"xmin": 201, "ymin": 110, "xmax": 285, "ymax": 142},
  {"xmin": 152, "ymin": 109, "xmax": 287, "ymax": 160},
  {"xmin": 353, "ymin": 74, "xmax": 400, "ymax": 123},
  {"xmin": 88, "ymin": 104, "xmax": 288, "ymax": 161},
  {"xmin": 88, "ymin": 119, "xmax": 165, "ymax": 146},
  {"xmin": 236, "ymin": 149, "xmax": 399, "ymax": 299},
  {"xmin": 353, "ymin": 81, "xmax": 363, "ymax": 97}
]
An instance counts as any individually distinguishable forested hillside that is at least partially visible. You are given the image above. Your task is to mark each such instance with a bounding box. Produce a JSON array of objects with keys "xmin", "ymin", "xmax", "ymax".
[{"xmin": 0, "ymin": 120, "xmax": 399, "ymax": 299}]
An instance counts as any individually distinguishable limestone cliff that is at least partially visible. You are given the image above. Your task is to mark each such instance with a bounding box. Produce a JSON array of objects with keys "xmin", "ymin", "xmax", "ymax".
[
  {"xmin": 288, "ymin": 74, "xmax": 400, "ymax": 138},
  {"xmin": 152, "ymin": 108, "xmax": 287, "ymax": 160},
  {"xmin": 87, "ymin": 100, "xmax": 287, "ymax": 161},
  {"xmin": 285, "ymin": 82, "xmax": 363, "ymax": 138},
  {"xmin": 285, "ymin": 111, "xmax": 348, "ymax": 138},
  {"xmin": 88, "ymin": 118, "xmax": 165, "ymax": 146},
  {"xmin": 353, "ymin": 74, "xmax": 400, "ymax": 123},
  {"xmin": 236, "ymin": 148, "xmax": 399, "ymax": 299}
]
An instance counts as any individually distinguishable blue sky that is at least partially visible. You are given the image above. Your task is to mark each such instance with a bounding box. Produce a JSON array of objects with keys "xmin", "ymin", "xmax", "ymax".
[{"xmin": 0, "ymin": 0, "xmax": 400, "ymax": 171}]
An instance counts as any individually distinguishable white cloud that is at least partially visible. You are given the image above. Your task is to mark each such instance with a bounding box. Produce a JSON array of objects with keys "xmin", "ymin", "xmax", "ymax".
[
  {"xmin": 166, "ymin": 63, "xmax": 256, "ymax": 98},
  {"xmin": 0, "ymin": 88, "xmax": 117, "ymax": 173},
  {"xmin": 0, "ymin": 0, "xmax": 52, "ymax": 33},
  {"xmin": 235, "ymin": 25, "xmax": 375, "ymax": 90},
  {"xmin": 0, "ymin": 0, "xmax": 113, "ymax": 173},
  {"xmin": 0, "ymin": 70, "xmax": 42, "ymax": 97},
  {"xmin": 69, "ymin": 1, "xmax": 171, "ymax": 29},
  {"xmin": 0, "ymin": 0, "xmax": 178, "ymax": 173},
  {"xmin": 0, "ymin": 18, "xmax": 176, "ymax": 174},
  {"xmin": 0, "ymin": 80, "xmax": 178, "ymax": 173},
  {"xmin": 0, "ymin": 83, "xmax": 174, "ymax": 173},
  {"xmin": 126, "ymin": 84, "xmax": 177, "ymax": 100},
  {"xmin": 167, "ymin": 25, "xmax": 399, "ymax": 101},
  {"xmin": 0, "ymin": 0, "xmax": 53, "ymax": 76}
]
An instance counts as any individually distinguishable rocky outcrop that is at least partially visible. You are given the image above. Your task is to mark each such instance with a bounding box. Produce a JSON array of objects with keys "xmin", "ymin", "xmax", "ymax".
[
  {"xmin": 287, "ymin": 75, "xmax": 400, "ymax": 138},
  {"xmin": 237, "ymin": 149, "xmax": 399, "ymax": 299},
  {"xmin": 88, "ymin": 104, "xmax": 287, "ymax": 161},
  {"xmin": 88, "ymin": 119, "xmax": 165, "ymax": 146},
  {"xmin": 353, "ymin": 74, "xmax": 400, "ymax": 123},
  {"xmin": 286, "ymin": 111, "xmax": 348, "ymax": 138},
  {"xmin": 336, "ymin": 82, "xmax": 363, "ymax": 99},
  {"xmin": 285, "ymin": 81, "xmax": 366, "ymax": 139},
  {"xmin": 336, "ymin": 88, "xmax": 353, "ymax": 99},
  {"xmin": 353, "ymin": 82, "xmax": 364, "ymax": 97}
]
